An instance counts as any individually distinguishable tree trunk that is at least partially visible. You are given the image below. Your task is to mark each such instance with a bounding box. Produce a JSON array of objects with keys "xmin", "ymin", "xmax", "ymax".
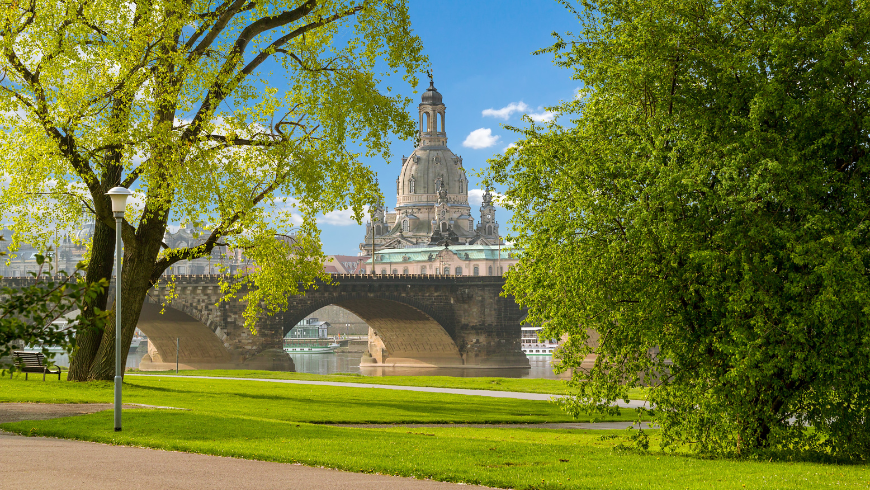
[
  {"xmin": 87, "ymin": 218, "xmax": 168, "ymax": 380},
  {"xmin": 67, "ymin": 219, "xmax": 116, "ymax": 381}
]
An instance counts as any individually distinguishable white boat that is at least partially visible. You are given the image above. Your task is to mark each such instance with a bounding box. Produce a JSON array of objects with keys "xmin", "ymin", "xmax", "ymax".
[
  {"xmin": 283, "ymin": 340, "xmax": 340, "ymax": 353},
  {"xmin": 521, "ymin": 326, "xmax": 560, "ymax": 356}
]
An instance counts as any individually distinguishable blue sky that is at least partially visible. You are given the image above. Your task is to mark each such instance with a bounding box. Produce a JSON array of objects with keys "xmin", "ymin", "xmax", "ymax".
[{"xmin": 318, "ymin": 1, "xmax": 581, "ymax": 254}]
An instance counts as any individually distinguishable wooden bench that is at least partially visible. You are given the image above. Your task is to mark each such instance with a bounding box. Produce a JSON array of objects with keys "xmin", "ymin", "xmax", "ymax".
[{"xmin": 11, "ymin": 351, "xmax": 61, "ymax": 380}]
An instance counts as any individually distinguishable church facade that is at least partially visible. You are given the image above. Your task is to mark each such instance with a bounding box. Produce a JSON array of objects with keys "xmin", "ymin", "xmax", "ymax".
[
  {"xmin": 359, "ymin": 79, "xmax": 503, "ymax": 256},
  {"xmin": 353, "ymin": 79, "xmax": 517, "ymax": 276}
]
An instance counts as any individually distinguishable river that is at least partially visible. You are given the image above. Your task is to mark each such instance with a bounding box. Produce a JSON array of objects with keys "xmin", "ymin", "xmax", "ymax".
[{"xmin": 49, "ymin": 349, "xmax": 570, "ymax": 380}]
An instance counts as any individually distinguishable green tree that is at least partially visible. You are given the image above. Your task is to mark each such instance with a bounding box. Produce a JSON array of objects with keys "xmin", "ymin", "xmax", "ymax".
[
  {"xmin": 0, "ymin": 0, "xmax": 426, "ymax": 381},
  {"xmin": 487, "ymin": 0, "xmax": 870, "ymax": 458},
  {"xmin": 0, "ymin": 240, "xmax": 107, "ymax": 372}
]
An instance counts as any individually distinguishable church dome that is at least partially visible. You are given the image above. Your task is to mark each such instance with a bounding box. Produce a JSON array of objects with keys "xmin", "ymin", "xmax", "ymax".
[
  {"xmin": 396, "ymin": 148, "xmax": 469, "ymax": 208},
  {"xmin": 420, "ymin": 80, "xmax": 442, "ymax": 106}
]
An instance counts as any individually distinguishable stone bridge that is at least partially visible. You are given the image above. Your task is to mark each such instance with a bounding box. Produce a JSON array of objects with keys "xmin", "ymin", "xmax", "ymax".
[
  {"xmin": 142, "ymin": 274, "xmax": 529, "ymax": 369},
  {"xmin": 1, "ymin": 275, "xmax": 530, "ymax": 370}
]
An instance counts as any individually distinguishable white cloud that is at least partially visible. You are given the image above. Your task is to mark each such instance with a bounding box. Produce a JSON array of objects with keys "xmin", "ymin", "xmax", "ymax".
[
  {"xmin": 462, "ymin": 128, "xmax": 500, "ymax": 149},
  {"xmin": 503, "ymin": 142, "xmax": 517, "ymax": 152},
  {"xmin": 482, "ymin": 101, "xmax": 557, "ymax": 123},
  {"xmin": 319, "ymin": 206, "xmax": 367, "ymax": 226},
  {"xmin": 529, "ymin": 111, "xmax": 556, "ymax": 122},
  {"xmin": 482, "ymin": 101, "xmax": 529, "ymax": 120},
  {"xmin": 468, "ymin": 189, "xmax": 486, "ymax": 207}
]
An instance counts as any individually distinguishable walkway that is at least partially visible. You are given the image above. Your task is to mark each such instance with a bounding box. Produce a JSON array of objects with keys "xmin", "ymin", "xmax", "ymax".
[
  {"xmin": 128, "ymin": 373, "xmax": 652, "ymax": 409},
  {"xmin": 0, "ymin": 430, "xmax": 493, "ymax": 489}
]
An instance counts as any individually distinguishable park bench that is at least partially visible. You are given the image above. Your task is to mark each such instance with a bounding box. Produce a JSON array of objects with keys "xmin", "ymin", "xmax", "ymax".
[{"xmin": 11, "ymin": 351, "xmax": 61, "ymax": 380}]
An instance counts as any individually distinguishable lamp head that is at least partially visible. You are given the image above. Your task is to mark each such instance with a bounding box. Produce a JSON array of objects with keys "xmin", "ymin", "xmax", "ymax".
[{"xmin": 106, "ymin": 187, "xmax": 133, "ymax": 214}]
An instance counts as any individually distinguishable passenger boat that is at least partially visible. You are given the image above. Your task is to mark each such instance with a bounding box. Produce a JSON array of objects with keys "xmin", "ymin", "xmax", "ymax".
[
  {"xmin": 283, "ymin": 339, "xmax": 340, "ymax": 353},
  {"xmin": 521, "ymin": 326, "xmax": 560, "ymax": 356}
]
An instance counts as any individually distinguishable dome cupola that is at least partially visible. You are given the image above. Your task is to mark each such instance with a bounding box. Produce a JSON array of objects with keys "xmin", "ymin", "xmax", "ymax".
[
  {"xmin": 418, "ymin": 73, "xmax": 447, "ymax": 148},
  {"xmin": 420, "ymin": 79, "xmax": 443, "ymax": 106}
]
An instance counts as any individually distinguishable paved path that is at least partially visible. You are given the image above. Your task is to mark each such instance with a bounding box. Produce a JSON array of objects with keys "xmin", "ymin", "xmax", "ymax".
[
  {"xmin": 0, "ymin": 430, "xmax": 494, "ymax": 489},
  {"xmin": 128, "ymin": 373, "xmax": 652, "ymax": 409}
]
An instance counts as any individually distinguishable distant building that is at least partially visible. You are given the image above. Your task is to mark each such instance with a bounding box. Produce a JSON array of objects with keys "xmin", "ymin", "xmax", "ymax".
[
  {"xmin": 285, "ymin": 318, "xmax": 330, "ymax": 339},
  {"xmin": 362, "ymin": 244, "xmax": 516, "ymax": 276},
  {"xmin": 323, "ymin": 255, "xmax": 367, "ymax": 275},
  {"xmin": 352, "ymin": 77, "xmax": 518, "ymax": 276},
  {"xmin": 0, "ymin": 228, "xmax": 88, "ymax": 277},
  {"xmin": 359, "ymin": 78, "xmax": 503, "ymax": 256},
  {"xmin": 1, "ymin": 222, "xmax": 254, "ymax": 278}
]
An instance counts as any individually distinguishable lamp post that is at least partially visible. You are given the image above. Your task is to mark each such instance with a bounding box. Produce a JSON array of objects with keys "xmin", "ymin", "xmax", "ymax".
[{"xmin": 106, "ymin": 186, "xmax": 132, "ymax": 432}]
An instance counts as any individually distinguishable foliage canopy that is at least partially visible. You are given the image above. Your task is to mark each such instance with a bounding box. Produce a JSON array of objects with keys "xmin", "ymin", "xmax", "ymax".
[
  {"xmin": 487, "ymin": 0, "xmax": 870, "ymax": 458},
  {"xmin": 0, "ymin": 0, "xmax": 427, "ymax": 380}
]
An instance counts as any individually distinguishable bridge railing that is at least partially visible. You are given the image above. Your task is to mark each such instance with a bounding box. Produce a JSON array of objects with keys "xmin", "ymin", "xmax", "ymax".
[{"xmin": 1, "ymin": 273, "xmax": 506, "ymax": 285}]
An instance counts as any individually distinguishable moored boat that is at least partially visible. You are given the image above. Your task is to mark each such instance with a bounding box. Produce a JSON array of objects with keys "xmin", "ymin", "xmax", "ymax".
[
  {"xmin": 521, "ymin": 326, "xmax": 561, "ymax": 356},
  {"xmin": 283, "ymin": 339, "xmax": 340, "ymax": 353}
]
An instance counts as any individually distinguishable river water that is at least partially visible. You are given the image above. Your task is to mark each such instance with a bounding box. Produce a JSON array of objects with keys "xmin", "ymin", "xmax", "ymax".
[
  {"xmin": 290, "ymin": 352, "xmax": 570, "ymax": 379},
  {"xmin": 50, "ymin": 349, "xmax": 569, "ymax": 380}
]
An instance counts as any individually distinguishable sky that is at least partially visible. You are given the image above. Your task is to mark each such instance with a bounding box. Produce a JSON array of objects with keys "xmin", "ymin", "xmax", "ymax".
[{"xmin": 317, "ymin": 0, "xmax": 582, "ymax": 255}]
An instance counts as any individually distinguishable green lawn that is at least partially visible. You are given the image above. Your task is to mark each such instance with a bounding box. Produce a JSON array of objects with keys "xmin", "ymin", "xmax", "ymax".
[
  {"xmin": 0, "ymin": 374, "xmax": 622, "ymax": 424},
  {"xmin": 127, "ymin": 368, "xmax": 649, "ymax": 399},
  {"xmin": 2, "ymin": 375, "xmax": 866, "ymax": 489}
]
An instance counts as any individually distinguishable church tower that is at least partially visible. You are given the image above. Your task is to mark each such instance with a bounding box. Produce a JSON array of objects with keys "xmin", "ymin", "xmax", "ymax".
[{"xmin": 360, "ymin": 76, "xmax": 502, "ymax": 255}]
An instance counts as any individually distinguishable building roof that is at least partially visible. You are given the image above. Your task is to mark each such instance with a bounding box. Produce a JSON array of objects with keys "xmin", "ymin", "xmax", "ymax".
[{"xmin": 365, "ymin": 244, "xmax": 515, "ymax": 264}]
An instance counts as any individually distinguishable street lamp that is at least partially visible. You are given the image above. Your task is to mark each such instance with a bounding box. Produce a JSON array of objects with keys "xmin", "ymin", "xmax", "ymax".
[{"xmin": 106, "ymin": 186, "xmax": 132, "ymax": 432}]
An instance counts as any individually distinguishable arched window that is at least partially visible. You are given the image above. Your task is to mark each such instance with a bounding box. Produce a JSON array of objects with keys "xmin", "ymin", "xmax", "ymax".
[
  {"xmin": 420, "ymin": 266, "xmax": 426, "ymax": 274},
  {"xmin": 473, "ymin": 265, "xmax": 479, "ymax": 276},
  {"xmin": 402, "ymin": 219, "xmax": 410, "ymax": 232},
  {"xmin": 486, "ymin": 224, "xmax": 493, "ymax": 235},
  {"xmin": 381, "ymin": 268, "xmax": 387, "ymax": 274},
  {"xmin": 499, "ymin": 266, "xmax": 503, "ymax": 275},
  {"xmin": 402, "ymin": 267, "xmax": 408, "ymax": 275},
  {"xmin": 488, "ymin": 266, "xmax": 493, "ymax": 276},
  {"xmin": 409, "ymin": 178, "xmax": 415, "ymax": 194},
  {"xmin": 375, "ymin": 224, "xmax": 382, "ymax": 235},
  {"xmin": 439, "ymin": 112, "xmax": 445, "ymax": 133},
  {"xmin": 435, "ymin": 267, "xmax": 440, "ymax": 275},
  {"xmin": 441, "ymin": 222, "xmax": 448, "ymax": 232},
  {"xmin": 455, "ymin": 267, "xmax": 462, "ymax": 276},
  {"xmin": 422, "ymin": 112, "xmax": 429, "ymax": 132},
  {"xmin": 392, "ymin": 268, "xmax": 398, "ymax": 274}
]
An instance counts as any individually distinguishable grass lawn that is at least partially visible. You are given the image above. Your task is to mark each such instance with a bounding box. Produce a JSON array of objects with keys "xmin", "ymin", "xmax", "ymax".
[
  {"xmin": 2, "ymin": 375, "xmax": 866, "ymax": 489},
  {"xmin": 0, "ymin": 374, "xmax": 622, "ymax": 424},
  {"xmin": 128, "ymin": 368, "xmax": 649, "ymax": 399}
]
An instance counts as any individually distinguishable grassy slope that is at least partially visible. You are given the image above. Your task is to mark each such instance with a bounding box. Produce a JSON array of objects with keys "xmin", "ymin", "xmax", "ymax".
[
  {"xmin": 2, "ymin": 376, "xmax": 866, "ymax": 489},
  {"xmin": 129, "ymin": 368, "xmax": 649, "ymax": 399}
]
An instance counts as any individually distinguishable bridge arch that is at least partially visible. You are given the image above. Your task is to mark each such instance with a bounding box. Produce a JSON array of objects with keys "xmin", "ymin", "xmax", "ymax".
[
  {"xmin": 136, "ymin": 302, "xmax": 233, "ymax": 366},
  {"xmin": 282, "ymin": 296, "xmax": 463, "ymax": 367}
]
